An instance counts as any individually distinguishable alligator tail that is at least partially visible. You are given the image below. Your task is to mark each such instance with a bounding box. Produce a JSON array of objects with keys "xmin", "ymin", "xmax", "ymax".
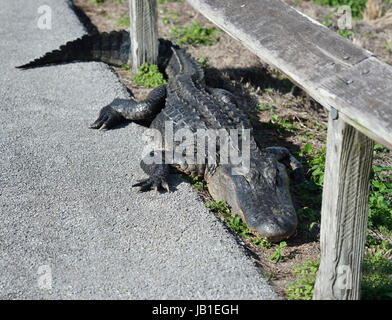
[{"xmin": 16, "ymin": 30, "xmax": 131, "ymax": 69}]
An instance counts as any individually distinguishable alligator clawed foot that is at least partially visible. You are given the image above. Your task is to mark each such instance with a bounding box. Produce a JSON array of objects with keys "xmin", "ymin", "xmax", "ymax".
[
  {"xmin": 132, "ymin": 176, "xmax": 170, "ymax": 193},
  {"xmin": 89, "ymin": 105, "xmax": 123, "ymax": 130}
]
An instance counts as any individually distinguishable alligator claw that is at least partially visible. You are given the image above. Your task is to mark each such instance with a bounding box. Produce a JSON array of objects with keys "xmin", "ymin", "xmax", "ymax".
[
  {"xmin": 89, "ymin": 105, "xmax": 123, "ymax": 130},
  {"xmin": 132, "ymin": 177, "xmax": 170, "ymax": 193},
  {"xmin": 161, "ymin": 181, "xmax": 170, "ymax": 193}
]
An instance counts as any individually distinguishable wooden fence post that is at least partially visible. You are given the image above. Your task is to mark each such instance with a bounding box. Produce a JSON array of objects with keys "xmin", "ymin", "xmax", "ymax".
[
  {"xmin": 129, "ymin": 0, "xmax": 158, "ymax": 73},
  {"xmin": 313, "ymin": 110, "xmax": 374, "ymax": 300}
]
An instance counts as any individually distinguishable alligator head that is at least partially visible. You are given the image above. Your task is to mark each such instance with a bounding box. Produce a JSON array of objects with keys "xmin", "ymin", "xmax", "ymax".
[{"xmin": 207, "ymin": 153, "xmax": 297, "ymax": 242}]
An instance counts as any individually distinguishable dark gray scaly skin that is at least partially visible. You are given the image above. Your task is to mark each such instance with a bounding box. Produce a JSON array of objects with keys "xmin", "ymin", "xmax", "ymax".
[
  {"xmin": 17, "ymin": 32, "xmax": 305, "ymax": 242},
  {"xmin": 17, "ymin": 30, "xmax": 173, "ymax": 72}
]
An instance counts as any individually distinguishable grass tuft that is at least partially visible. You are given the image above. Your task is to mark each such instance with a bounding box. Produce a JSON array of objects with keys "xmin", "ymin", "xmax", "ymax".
[
  {"xmin": 171, "ymin": 22, "xmax": 218, "ymax": 46},
  {"xmin": 285, "ymin": 259, "xmax": 320, "ymax": 300},
  {"xmin": 132, "ymin": 63, "xmax": 167, "ymax": 88}
]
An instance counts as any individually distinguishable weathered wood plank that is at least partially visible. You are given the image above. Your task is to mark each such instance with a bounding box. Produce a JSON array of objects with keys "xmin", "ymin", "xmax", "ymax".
[
  {"xmin": 321, "ymin": 57, "xmax": 392, "ymax": 148},
  {"xmin": 129, "ymin": 0, "xmax": 158, "ymax": 73},
  {"xmin": 313, "ymin": 113, "xmax": 374, "ymax": 299},
  {"xmin": 188, "ymin": 0, "xmax": 392, "ymax": 149}
]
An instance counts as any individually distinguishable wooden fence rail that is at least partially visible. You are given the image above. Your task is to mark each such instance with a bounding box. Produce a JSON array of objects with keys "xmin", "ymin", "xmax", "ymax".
[{"xmin": 130, "ymin": 0, "xmax": 392, "ymax": 299}]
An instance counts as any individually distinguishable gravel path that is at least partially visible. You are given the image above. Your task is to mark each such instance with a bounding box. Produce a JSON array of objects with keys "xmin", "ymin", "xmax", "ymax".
[{"xmin": 0, "ymin": 0, "xmax": 278, "ymax": 299}]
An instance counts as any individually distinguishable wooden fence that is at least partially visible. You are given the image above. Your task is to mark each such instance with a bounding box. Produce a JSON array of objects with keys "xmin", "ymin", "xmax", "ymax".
[{"xmin": 129, "ymin": 0, "xmax": 392, "ymax": 299}]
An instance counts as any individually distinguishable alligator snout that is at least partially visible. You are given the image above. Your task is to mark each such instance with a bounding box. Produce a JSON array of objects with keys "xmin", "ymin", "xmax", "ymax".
[{"xmin": 207, "ymin": 163, "xmax": 297, "ymax": 242}]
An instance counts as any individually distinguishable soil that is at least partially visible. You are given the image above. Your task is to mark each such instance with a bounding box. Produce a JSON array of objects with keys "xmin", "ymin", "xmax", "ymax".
[{"xmin": 72, "ymin": 0, "xmax": 392, "ymax": 299}]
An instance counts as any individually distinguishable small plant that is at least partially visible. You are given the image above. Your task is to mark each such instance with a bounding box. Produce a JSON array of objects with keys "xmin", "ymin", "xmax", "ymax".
[
  {"xmin": 205, "ymin": 199, "xmax": 231, "ymax": 216},
  {"xmin": 132, "ymin": 63, "xmax": 167, "ymax": 88},
  {"xmin": 374, "ymin": 143, "xmax": 389, "ymax": 153},
  {"xmin": 285, "ymin": 259, "xmax": 320, "ymax": 300},
  {"xmin": 269, "ymin": 241, "xmax": 287, "ymax": 263},
  {"xmin": 263, "ymin": 108, "xmax": 298, "ymax": 134},
  {"xmin": 183, "ymin": 175, "xmax": 206, "ymax": 190},
  {"xmin": 197, "ymin": 55, "xmax": 209, "ymax": 69},
  {"xmin": 228, "ymin": 215, "xmax": 253, "ymax": 238},
  {"xmin": 120, "ymin": 64, "xmax": 131, "ymax": 71},
  {"xmin": 338, "ymin": 29, "xmax": 355, "ymax": 39},
  {"xmin": 384, "ymin": 41, "xmax": 392, "ymax": 52},
  {"xmin": 171, "ymin": 22, "xmax": 218, "ymax": 46},
  {"xmin": 205, "ymin": 200, "xmax": 250, "ymax": 236},
  {"xmin": 205, "ymin": 200, "xmax": 272, "ymax": 246},
  {"xmin": 252, "ymin": 237, "xmax": 272, "ymax": 249},
  {"xmin": 258, "ymin": 103, "xmax": 266, "ymax": 111},
  {"xmin": 299, "ymin": 142, "xmax": 326, "ymax": 187},
  {"xmin": 294, "ymin": 143, "xmax": 325, "ymax": 238}
]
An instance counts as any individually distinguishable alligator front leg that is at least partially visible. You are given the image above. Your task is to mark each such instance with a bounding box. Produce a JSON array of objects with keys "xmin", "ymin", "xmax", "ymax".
[
  {"xmin": 265, "ymin": 146, "xmax": 306, "ymax": 184},
  {"xmin": 89, "ymin": 84, "xmax": 167, "ymax": 130}
]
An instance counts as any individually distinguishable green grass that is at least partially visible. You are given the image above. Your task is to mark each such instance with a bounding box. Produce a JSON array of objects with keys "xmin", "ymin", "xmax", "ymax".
[
  {"xmin": 285, "ymin": 259, "xmax": 320, "ymax": 300},
  {"xmin": 205, "ymin": 199, "xmax": 272, "ymax": 249},
  {"xmin": 196, "ymin": 54, "xmax": 209, "ymax": 69},
  {"xmin": 299, "ymin": 142, "xmax": 326, "ymax": 187},
  {"xmin": 115, "ymin": 13, "xmax": 130, "ymax": 27},
  {"xmin": 183, "ymin": 174, "xmax": 273, "ymax": 250},
  {"xmin": 120, "ymin": 64, "xmax": 131, "ymax": 71},
  {"xmin": 362, "ymin": 242, "xmax": 392, "ymax": 299},
  {"xmin": 338, "ymin": 29, "xmax": 355, "ymax": 39},
  {"xmin": 385, "ymin": 41, "xmax": 392, "ymax": 52},
  {"xmin": 171, "ymin": 22, "xmax": 218, "ymax": 46},
  {"xmin": 205, "ymin": 200, "xmax": 251, "ymax": 238},
  {"xmin": 294, "ymin": 142, "xmax": 327, "ymax": 237},
  {"xmin": 297, "ymin": 142, "xmax": 392, "ymax": 234},
  {"xmin": 131, "ymin": 63, "xmax": 167, "ymax": 88},
  {"xmin": 368, "ymin": 165, "xmax": 392, "ymax": 232},
  {"xmin": 269, "ymin": 108, "xmax": 298, "ymax": 134},
  {"xmin": 288, "ymin": 142, "xmax": 392, "ymax": 299},
  {"xmin": 312, "ymin": 0, "xmax": 368, "ymax": 18},
  {"xmin": 259, "ymin": 107, "xmax": 299, "ymax": 135}
]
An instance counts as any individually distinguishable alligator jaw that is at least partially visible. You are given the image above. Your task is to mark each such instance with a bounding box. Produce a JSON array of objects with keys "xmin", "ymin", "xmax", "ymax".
[{"xmin": 207, "ymin": 163, "xmax": 297, "ymax": 243}]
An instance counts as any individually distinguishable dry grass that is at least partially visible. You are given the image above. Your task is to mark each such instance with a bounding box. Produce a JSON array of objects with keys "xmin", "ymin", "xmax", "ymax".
[
  {"xmin": 363, "ymin": 0, "xmax": 392, "ymax": 28},
  {"xmin": 363, "ymin": 0, "xmax": 383, "ymax": 21},
  {"xmin": 375, "ymin": 9, "xmax": 392, "ymax": 27}
]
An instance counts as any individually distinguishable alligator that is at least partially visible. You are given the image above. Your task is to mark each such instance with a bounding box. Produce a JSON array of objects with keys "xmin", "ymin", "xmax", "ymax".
[{"xmin": 18, "ymin": 30, "xmax": 306, "ymax": 242}]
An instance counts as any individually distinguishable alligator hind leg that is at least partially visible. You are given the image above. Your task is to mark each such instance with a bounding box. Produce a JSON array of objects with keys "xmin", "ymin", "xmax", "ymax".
[
  {"xmin": 89, "ymin": 84, "xmax": 167, "ymax": 130},
  {"xmin": 265, "ymin": 146, "xmax": 306, "ymax": 184},
  {"xmin": 132, "ymin": 150, "xmax": 171, "ymax": 192}
]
